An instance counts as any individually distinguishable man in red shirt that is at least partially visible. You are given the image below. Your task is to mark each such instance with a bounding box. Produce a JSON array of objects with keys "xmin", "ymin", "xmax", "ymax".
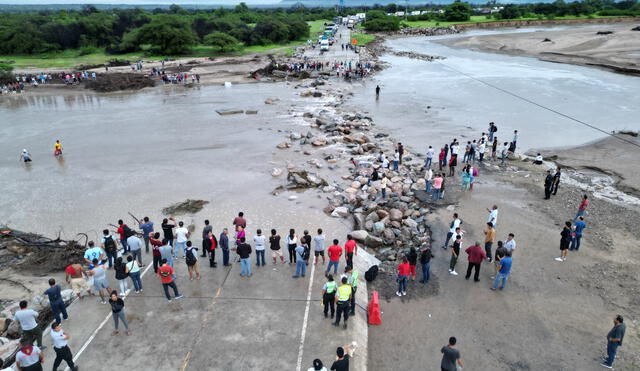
[
  {"xmin": 157, "ymin": 259, "xmax": 183, "ymax": 301},
  {"xmin": 575, "ymin": 194, "xmax": 589, "ymax": 221},
  {"xmin": 150, "ymin": 232, "xmax": 163, "ymax": 273},
  {"xmin": 326, "ymin": 239, "xmax": 342, "ymax": 276},
  {"xmin": 397, "ymin": 257, "xmax": 410, "ymax": 296},
  {"xmin": 344, "ymin": 234, "xmax": 357, "ymax": 268},
  {"xmin": 116, "ymin": 219, "xmax": 129, "ymax": 253},
  {"xmin": 232, "ymin": 212, "xmax": 247, "ymax": 231},
  {"xmin": 464, "ymin": 241, "xmax": 487, "ymax": 282}
]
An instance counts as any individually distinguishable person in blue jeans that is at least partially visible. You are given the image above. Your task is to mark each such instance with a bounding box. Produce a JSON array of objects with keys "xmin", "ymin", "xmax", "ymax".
[
  {"xmin": 292, "ymin": 244, "xmax": 307, "ymax": 278},
  {"xmin": 601, "ymin": 315, "xmax": 626, "ymax": 369},
  {"xmin": 44, "ymin": 279, "xmax": 68, "ymax": 324},
  {"xmin": 125, "ymin": 256, "xmax": 143, "ymax": 293},
  {"xmin": 571, "ymin": 217, "xmax": 587, "ymax": 251},
  {"xmin": 419, "ymin": 245, "xmax": 434, "ymax": 283},
  {"xmin": 491, "ymin": 251, "xmax": 512, "ymax": 290},
  {"xmin": 237, "ymin": 237, "xmax": 252, "ymax": 277}
]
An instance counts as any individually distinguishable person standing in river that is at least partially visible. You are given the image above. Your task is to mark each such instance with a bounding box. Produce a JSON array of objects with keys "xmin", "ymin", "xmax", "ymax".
[{"xmin": 375, "ymin": 85, "xmax": 380, "ymax": 97}]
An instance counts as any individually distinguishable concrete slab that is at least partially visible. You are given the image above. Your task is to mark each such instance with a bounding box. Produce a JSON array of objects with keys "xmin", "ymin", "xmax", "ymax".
[{"xmin": 32, "ymin": 248, "xmax": 371, "ymax": 371}]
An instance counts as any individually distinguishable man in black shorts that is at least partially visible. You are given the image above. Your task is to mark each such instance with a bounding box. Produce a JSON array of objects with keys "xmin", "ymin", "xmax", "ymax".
[{"xmin": 313, "ymin": 228, "xmax": 326, "ymax": 265}]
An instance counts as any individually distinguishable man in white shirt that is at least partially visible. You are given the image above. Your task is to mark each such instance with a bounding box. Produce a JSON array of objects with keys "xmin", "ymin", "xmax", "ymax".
[
  {"xmin": 425, "ymin": 146, "xmax": 435, "ymax": 168},
  {"xmin": 174, "ymin": 221, "xmax": 190, "ymax": 259},
  {"xmin": 487, "ymin": 205, "xmax": 499, "ymax": 227},
  {"xmin": 14, "ymin": 300, "xmax": 45, "ymax": 349},
  {"xmin": 425, "ymin": 168, "xmax": 433, "ymax": 193},
  {"xmin": 504, "ymin": 233, "xmax": 516, "ymax": 254},
  {"xmin": 254, "ymin": 229, "xmax": 266, "ymax": 267},
  {"xmin": 443, "ymin": 213, "xmax": 461, "ymax": 249},
  {"xmin": 15, "ymin": 338, "xmax": 44, "ymax": 371},
  {"xmin": 50, "ymin": 322, "xmax": 78, "ymax": 371}
]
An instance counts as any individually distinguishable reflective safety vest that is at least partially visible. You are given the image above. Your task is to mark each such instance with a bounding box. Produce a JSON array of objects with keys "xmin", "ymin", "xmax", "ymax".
[
  {"xmin": 351, "ymin": 270, "xmax": 359, "ymax": 288},
  {"xmin": 325, "ymin": 281, "xmax": 337, "ymax": 294},
  {"xmin": 337, "ymin": 284, "xmax": 351, "ymax": 301}
]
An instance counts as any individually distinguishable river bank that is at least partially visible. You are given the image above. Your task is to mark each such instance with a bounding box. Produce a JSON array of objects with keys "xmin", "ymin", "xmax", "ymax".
[{"xmin": 435, "ymin": 21, "xmax": 640, "ymax": 75}]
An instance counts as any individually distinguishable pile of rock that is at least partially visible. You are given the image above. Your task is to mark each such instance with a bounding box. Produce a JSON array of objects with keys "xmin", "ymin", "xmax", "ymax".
[
  {"xmin": 397, "ymin": 26, "xmax": 459, "ymax": 36},
  {"xmin": 390, "ymin": 51, "xmax": 446, "ymax": 62}
]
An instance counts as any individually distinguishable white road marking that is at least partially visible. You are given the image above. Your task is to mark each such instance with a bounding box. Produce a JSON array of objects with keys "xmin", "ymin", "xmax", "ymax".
[
  {"xmin": 65, "ymin": 262, "xmax": 154, "ymax": 370},
  {"xmin": 295, "ymin": 262, "xmax": 317, "ymax": 371}
]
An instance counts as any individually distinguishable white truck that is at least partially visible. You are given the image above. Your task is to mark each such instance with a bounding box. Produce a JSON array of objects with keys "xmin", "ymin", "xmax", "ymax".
[{"xmin": 320, "ymin": 39, "xmax": 329, "ymax": 52}]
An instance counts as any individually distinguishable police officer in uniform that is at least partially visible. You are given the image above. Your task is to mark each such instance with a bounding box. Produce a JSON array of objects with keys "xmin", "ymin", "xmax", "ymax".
[
  {"xmin": 345, "ymin": 266, "xmax": 359, "ymax": 316},
  {"xmin": 333, "ymin": 276, "xmax": 352, "ymax": 329},
  {"xmin": 322, "ymin": 274, "xmax": 337, "ymax": 318}
]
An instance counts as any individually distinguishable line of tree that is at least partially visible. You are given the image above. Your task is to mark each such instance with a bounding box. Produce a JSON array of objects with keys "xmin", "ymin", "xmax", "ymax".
[{"xmin": 0, "ymin": 3, "xmax": 335, "ymax": 55}]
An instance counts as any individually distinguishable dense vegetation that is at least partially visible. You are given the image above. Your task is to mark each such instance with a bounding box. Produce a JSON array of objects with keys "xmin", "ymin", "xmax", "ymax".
[{"xmin": 0, "ymin": 3, "xmax": 335, "ymax": 55}]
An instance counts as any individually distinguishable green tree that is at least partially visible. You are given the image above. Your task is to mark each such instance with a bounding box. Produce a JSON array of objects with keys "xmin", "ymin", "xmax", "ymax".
[
  {"xmin": 136, "ymin": 15, "xmax": 197, "ymax": 54},
  {"xmin": 0, "ymin": 62, "xmax": 14, "ymax": 84},
  {"xmin": 444, "ymin": 1, "xmax": 472, "ymax": 21},
  {"xmin": 204, "ymin": 31, "xmax": 240, "ymax": 52},
  {"xmin": 363, "ymin": 11, "xmax": 400, "ymax": 31},
  {"xmin": 252, "ymin": 19, "xmax": 290, "ymax": 44},
  {"xmin": 500, "ymin": 5, "xmax": 522, "ymax": 19}
]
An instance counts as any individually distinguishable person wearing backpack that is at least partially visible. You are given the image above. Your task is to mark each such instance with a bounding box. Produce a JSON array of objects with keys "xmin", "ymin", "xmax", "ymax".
[
  {"xmin": 293, "ymin": 243, "xmax": 308, "ymax": 278},
  {"xmin": 117, "ymin": 219, "xmax": 133, "ymax": 253},
  {"xmin": 185, "ymin": 241, "xmax": 200, "ymax": 280},
  {"xmin": 158, "ymin": 259, "xmax": 183, "ymax": 301},
  {"xmin": 125, "ymin": 255, "xmax": 143, "ymax": 293},
  {"xmin": 101, "ymin": 229, "xmax": 118, "ymax": 268}
]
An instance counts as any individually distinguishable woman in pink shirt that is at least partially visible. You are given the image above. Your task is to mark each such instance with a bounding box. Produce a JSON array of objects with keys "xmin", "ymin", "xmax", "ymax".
[{"xmin": 431, "ymin": 174, "xmax": 443, "ymax": 200}]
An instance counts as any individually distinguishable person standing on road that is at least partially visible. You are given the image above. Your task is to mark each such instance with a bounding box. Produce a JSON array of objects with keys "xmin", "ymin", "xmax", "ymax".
[
  {"xmin": 139, "ymin": 216, "xmax": 154, "ymax": 254},
  {"xmin": 544, "ymin": 170, "xmax": 554, "ymax": 199},
  {"xmin": 201, "ymin": 219, "xmax": 213, "ymax": 257},
  {"xmin": 575, "ymin": 194, "xmax": 589, "ymax": 221},
  {"xmin": 326, "ymin": 239, "xmax": 342, "ymax": 276},
  {"xmin": 302, "ymin": 230, "xmax": 312, "ymax": 265},
  {"xmin": 484, "ymin": 222, "xmax": 496, "ymax": 262},
  {"xmin": 396, "ymin": 257, "xmax": 410, "ymax": 296},
  {"xmin": 15, "ymin": 338, "xmax": 44, "ymax": 371},
  {"xmin": 65, "ymin": 263, "xmax": 91, "ymax": 300},
  {"xmin": 84, "ymin": 241, "xmax": 106, "ymax": 267},
  {"xmin": 158, "ymin": 259, "xmax": 182, "ymax": 301},
  {"xmin": 185, "ymin": 241, "xmax": 201, "ymax": 280},
  {"xmin": 330, "ymin": 345, "xmax": 352, "ymax": 371},
  {"xmin": 174, "ymin": 221, "xmax": 190, "ymax": 259},
  {"xmin": 556, "ymin": 221, "xmax": 572, "ymax": 262},
  {"xmin": 232, "ymin": 211, "xmax": 247, "ymax": 230},
  {"xmin": 292, "ymin": 242, "xmax": 307, "ymax": 278},
  {"xmin": 441, "ymin": 337, "xmax": 463, "ymax": 371},
  {"xmin": 161, "ymin": 218, "xmax": 176, "ymax": 248},
  {"xmin": 220, "ymin": 228, "xmax": 231, "ymax": 266},
  {"xmin": 344, "ymin": 234, "xmax": 357, "ymax": 268},
  {"xmin": 601, "ymin": 315, "xmax": 626, "ymax": 369},
  {"xmin": 407, "ymin": 247, "xmax": 418, "ymax": 281},
  {"xmin": 254, "ymin": 229, "xmax": 266, "ymax": 267},
  {"xmin": 443, "ymin": 213, "xmax": 461, "ymax": 249},
  {"xmin": 150, "ymin": 232, "xmax": 163, "ymax": 273},
  {"xmin": 449, "ymin": 235, "xmax": 462, "ymax": 276},
  {"xmin": 464, "ymin": 241, "xmax": 486, "ymax": 282},
  {"xmin": 314, "ymin": 229, "xmax": 326, "ymax": 265},
  {"xmin": 114, "ymin": 257, "xmax": 129, "ymax": 296},
  {"xmin": 491, "ymin": 251, "xmax": 512, "ymax": 290},
  {"xmin": 487, "ymin": 205, "xmax": 499, "ymax": 227},
  {"xmin": 308, "ymin": 358, "xmax": 327, "ymax": 371},
  {"xmin": 108, "ymin": 291, "xmax": 131, "ymax": 336},
  {"xmin": 89, "ymin": 259, "xmax": 111, "ymax": 304},
  {"xmin": 127, "ymin": 233, "xmax": 143, "ymax": 266},
  {"xmin": 203, "ymin": 230, "xmax": 218, "ymax": 267},
  {"xmin": 571, "ymin": 217, "xmax": 586, "ymax": 251},
  {"xmin": 125, "ymin": 255, "xmax": 143, "ymax": 293},
  {"xmin": 322, "ymin": 274, "xmax": 337, "ymax": 319},
  {"xmin": 333, "ymin": 277, "xmax": 352, "ymax": 329},
  {"xmin": 116, "ymin": 220, "xmax": 132, "ymax": 253},
  {"xmin": 269, "ymin": 229, "xmax": 284, "ymax": 265},
  {"xmin": 50, "ymin": 322, "xmax": 78, "ymax": 371},
  {"xmin": 101, "ymin": 229, "xmax": 118, "ymax": 268},
  {"xmin": 345, "ymin": 265, "xmax": 359, "ymax": 315},
  {"xmin": 286, "ymin": 229, "xmax": 298, "ymax": 264},
  {"xmin": 431, "ymin": 173, "xmax": 443, "ymax": 200},
  {"xmin": 14, "ymin": 301, "xmax": 45, "ymax": 350},
  {"xmin": 159, "ymin": 238, "xmax": 174, "ymax": 268},
  {"xmin": 44, "ymin": 278, "xmax": 68, "ymax": 324},
  {"xmin": 237, "ymin": 237, "xmax": 253, "ymax": 278},
  {"xmin": 504, "ymin": 233, "xmax": 517, "ymax": 255},
  {"xmin": 419, "ymin": 243, "xmax": 434, "ymax": 283},
  {"xmin": 552, "ymin": 167, "xmax": 562, "ymax": 195}
]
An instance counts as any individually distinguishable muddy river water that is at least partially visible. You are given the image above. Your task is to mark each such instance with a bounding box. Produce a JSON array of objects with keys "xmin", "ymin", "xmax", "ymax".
[{"xmin": 1, "ymin": 27, "xmax": 639, "ymax": 236}]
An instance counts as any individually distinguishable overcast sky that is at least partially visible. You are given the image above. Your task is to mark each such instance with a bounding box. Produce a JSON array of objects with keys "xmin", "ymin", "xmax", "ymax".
[{"xmin": 0, "ymin": 0, "xmax": 280, "ymax": 4}]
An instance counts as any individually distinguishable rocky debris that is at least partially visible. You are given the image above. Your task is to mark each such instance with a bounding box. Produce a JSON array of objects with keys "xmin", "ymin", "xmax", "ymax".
[
  {"xmin": 264, "ymin": 97, "xmax": 279, "ymax": 104},
  {"xmin": 276, "ymin": 142, "xmax": 292, "ymax": 149},
  {"xmin": 290, "ymin": 132, "xmax": 302, "ymax": 140},
  {"xmin": 162, "ymin": 199, "xmax": 209, "ymax": 215},
  {"xmin": 216, "ymin": 109, "xmax": 244, "ymax": 116},
  {"xmin": 303, "ymin": 112, "xmax": 314, "ymax": 118},
  {"xmin": 331, "ymin": 206, "xmax": 350, "ymax": 218},
  {"xmin": 286, "ymin": 170, "xmax": 328, "ymax": 189},
  {"xmin": 596, "ymin": 30, "xmax": 614, "ymax": 35},
  {"xmin": 245, "ymin": 110, "xmax": 258, "ymax": 115},
  {"xmin": 84, "ymin": 73, "xmax": 155, "ymax": 93},
  {"xmin": 271, "ymin": 168, "xmax": 283, "ymax": 177},
  {"xmin": 389, "ymin": 51, "xmax": 445, "ymax": 62},
  {"xmin": 542, "ymin": 38, "xmax": 552, "ymax": 42},
  {"xmin": 397, "ymin": 26, "xmax": 459, "ymax": 36},
  {"xmin": 632, "ymin": 26, "xmax": 640, "ymax": 31}
]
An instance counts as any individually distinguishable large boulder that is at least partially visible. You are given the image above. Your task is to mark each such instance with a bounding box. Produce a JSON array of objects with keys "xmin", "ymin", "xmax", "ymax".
[
  {"xmin": 365, "ymin": 235, "xmax": 384, "ymax": 248},
  {"xmin": 350, "ymin": 230, "xmax": 369, "ymax": 242},
  {"xmin": 403, "ymin": 218, "xmax": 418, "ymax": 228},
  {"xmin": 287, "ymin": 171, "xmax": 328, "ymax": 189},
  {"xmin": 0, "ymin": 338, "xmax": 20, "ymax": 367},
  {"xmin": 331, "ymin": 207, "xmax": 350, "ymax": 218},
  {"xmin": 373, "ymin": 222, "xmax": 385, "ymax": 233},
  {"xmin": 389, "ymin": 209, "xmax": 403, "ymax": 221}
]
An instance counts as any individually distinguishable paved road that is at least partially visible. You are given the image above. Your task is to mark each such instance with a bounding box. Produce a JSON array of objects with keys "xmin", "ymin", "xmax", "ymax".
[
  {"xmin": 303, "ymin": 26, "xmax": 361, "ymax": 63},
  {"xmin": 36, "ymin": 240, "xmax": 372, "ymax": 371}
]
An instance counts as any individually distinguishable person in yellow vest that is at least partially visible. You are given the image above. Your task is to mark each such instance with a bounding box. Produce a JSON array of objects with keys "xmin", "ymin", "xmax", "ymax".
[
  {"xmin": 333, "ymin": 276, "xmax": 352, "ymax": 329},
  {"xmin": 54, "ymin": 140, "xmax": 63, "ymax": 156},
  {"xmin": 322, "ymin": 274, "xmax": 337, "ymax": 319},
  {"xmin": 345, "ymin": 265, "xmax": 359, "ymax": 316}
]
